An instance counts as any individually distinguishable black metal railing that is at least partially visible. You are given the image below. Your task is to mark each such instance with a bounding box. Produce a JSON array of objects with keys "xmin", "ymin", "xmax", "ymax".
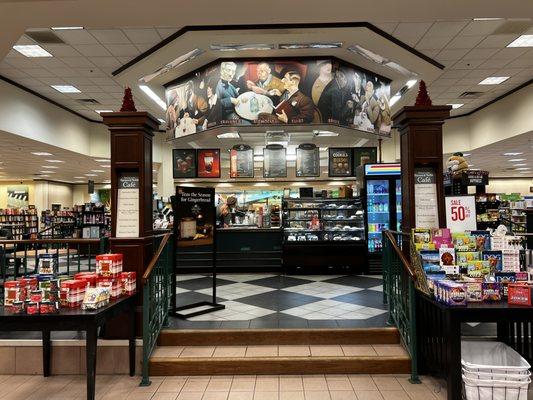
[
  {"xmin": 140, "ymin": 233, "xmax": 173, "ymax": 387},
  {"xmin": 382, "ymin": 230, "xmax": 420, "ymax": 384}
]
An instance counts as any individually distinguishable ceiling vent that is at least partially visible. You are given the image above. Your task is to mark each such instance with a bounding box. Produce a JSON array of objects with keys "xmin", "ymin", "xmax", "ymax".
[
  {"xmin": 77, "ymin": 99, "xmax": 100, "ymax": 104},
  {"xmin": 459, "ymin": 91, "xmax": 484, "ymax": 99},
  {"xmin": 492, "ymin": 20, "xmax": 533, "ymax": 35},
  {"xmin": 25, "ymin": 30, "xmax": 65, "ymax": 45}
]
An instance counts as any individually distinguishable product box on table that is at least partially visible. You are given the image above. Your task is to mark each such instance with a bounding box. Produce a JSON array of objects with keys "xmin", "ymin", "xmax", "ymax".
[
  {"xmin": 74, "ymin": 272, "xmax": 98, "ymax": 287},
  {"xmin": 495, "ymin": 272, "xmax": 517, "ymax": 298},
  {"xmin": 465, "ymin": 281, "xmax": 483, "ymax": 302},
  {"xmin": 96, "ymin": 254, "xmax": 123, "ymax": 277},
  {"xmin": 435, "ymin": 281, "xmax": 467, "ymax": 306},
  {"xmin": 482, "ymin": 282, "xmax": 501, "ymax": 301},
  {"xmin": 96, "ymin": 277, "xmax": 121, "ymax": 299},
  {"xmin": 508, "ymin": 283, "xmax": 533, "ymax": 306},
  {"xmin": 4, "ymin": 281, "xmax": 23, "ymax": 306},
  {"xmin": 59, "ymin": 280, "xmax": 86, "ymax": 308},
  {"xmin": 37, "ymin": 253, "xmax": 58, "ymax": 276},
  {"xmin": 18, "ymin": 276, "xmax": 38, "ymax": 299},
  {"xmin": 119, "ymin": 272, "xmax": 136, "ymax": 295}
]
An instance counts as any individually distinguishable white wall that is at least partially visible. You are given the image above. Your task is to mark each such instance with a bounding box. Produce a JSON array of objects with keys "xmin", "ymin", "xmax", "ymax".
[
  {"xmin": 486, "ymin": 178, "xmax": 533, "ymax": 196},
  {"xmin": 33, "ymin": 181, "xmax": 74, "ymax": 210}
]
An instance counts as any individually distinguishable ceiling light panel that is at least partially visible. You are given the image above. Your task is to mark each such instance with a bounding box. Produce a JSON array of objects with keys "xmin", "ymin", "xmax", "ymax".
[
  {"xmin": 217, "ymin": 132, "xmax": 241, "ymax": 139},
  {"xmin": 45, "ymin": 159, "xmax": 64, "ymax": 163},
  {"xmin": 140, "ymin": 48, "xmax": 204, "ymax": 83},
  {"xmin": 139, "ymin": 85, "xmax": 166, "ymax": 110},
  {"xmin": 279, "ymin": 42, "xmax": 343, "ymax": 49},
  {"xmin": 13, "ymin": 45, "xmax": 53, "ymax": 57},
  {"xmin": 478, "ymin": 76, "xmax": 509, "ymax": 85},
  {"xmin": 51, "ymin": 85, "xmax": 81, "ymax": 93},
  {"xmin": 507, "ymin": 35, "xmax": 533, "ymax": 48},
  {"xmin": 51, "ymin": 26, "xmax": 84, "ymax": 30},
  {"xmin": 210, "ymin": 44, "xmax": 275, "ymax": 51},
  {"xmin": 447, "ymin": 103, "xmax": 464, "ymax": 109},
  {"xmin": 32, "ymin": 152, "xmax": 52, "ymax": 156}
]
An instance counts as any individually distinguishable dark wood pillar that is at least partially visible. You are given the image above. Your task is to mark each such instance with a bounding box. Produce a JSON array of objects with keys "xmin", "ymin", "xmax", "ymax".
[
  {"xmin": 392, "ymin": 106, "xmax": 451, "ymax": 236},
  {"xmin": 101, "ymin": 111, "xmax": 159, "ymax": 337}
]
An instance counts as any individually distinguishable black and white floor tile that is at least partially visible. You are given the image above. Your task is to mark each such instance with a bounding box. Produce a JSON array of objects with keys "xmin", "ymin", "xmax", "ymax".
[{"xmin": 171, "ymin": 273, "xmax": 388, "ymax": 329}]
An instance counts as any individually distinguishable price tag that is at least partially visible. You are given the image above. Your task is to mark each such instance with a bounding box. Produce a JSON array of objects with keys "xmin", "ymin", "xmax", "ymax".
[{"xmin": 445, "ymin": 196, "xmax": 477, "ymax": 233}]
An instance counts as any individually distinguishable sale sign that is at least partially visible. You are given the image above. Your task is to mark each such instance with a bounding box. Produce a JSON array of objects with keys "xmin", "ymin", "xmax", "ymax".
[{"xmin": 445, "ymin": 196, "xmax": 477, "ymax": 233}]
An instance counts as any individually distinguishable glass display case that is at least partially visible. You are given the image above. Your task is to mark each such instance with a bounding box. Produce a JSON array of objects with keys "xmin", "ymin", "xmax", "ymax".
[{"xmin": 282, "ymin": 197, "xmax": 365, "ymax": 243}]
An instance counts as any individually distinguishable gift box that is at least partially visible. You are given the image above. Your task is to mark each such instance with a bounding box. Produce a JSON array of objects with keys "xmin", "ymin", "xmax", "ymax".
[
  {"xmin": 482, "ymin": 282, "xmax": 501, "ymax": 301},
  {"xmin": 60, "ymin": 280, "xmax": 86, "ymax": 308},
  {"xmin": 97, "ymin": 277, "xmax": 121, "ymax": 299},
  {"xmin": 508, "ymin": 283, "xmax": 533, "ymax": 306},
  {"xmin": 465, "ymin": 282, "xmax": 483, "ymax": 302},
  {"xmin": 74, "ymin": 272, "xmax": 98, "ymax": 288},
  {"xmin": 4, "ymin": 281, "xmax": 23, "ymax": 306},
  {"xmin": 96, "ymin": 254, "xmax": 123, "ymax": 277},
  {"xmin": 119, "ymin": 272, "xmax": 136, "ymax": 295},
  {"xmin": 18, "ymin": 276, "xmax": 37, "ymax": 300}
]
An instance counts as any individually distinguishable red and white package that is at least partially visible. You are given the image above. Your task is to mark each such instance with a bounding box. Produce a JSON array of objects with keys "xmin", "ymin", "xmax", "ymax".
[
  {"xmin": 97, "ymin": 277, "xmax": 121, "ymax": 299},
  {"xmin": 96, "ymin": 254, "xmax": 123, "ymax": 277},
  {"xmin": 119, "ymin": 272, "xmax": 136, "ymax": 295}
]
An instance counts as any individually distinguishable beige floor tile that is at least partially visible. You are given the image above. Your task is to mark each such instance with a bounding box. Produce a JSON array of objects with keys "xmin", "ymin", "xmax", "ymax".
[
  {"xmin": 254, "ymin": 392, "xmax": 279, "ymax": 400},
  {"xmin": 213, "ymin": 347, "xmax": 247, "ymax": 358},
  {"xmin": 207, "ymin": 379, "xmax": 233, "ymax": 392},
  {"xmin": 348, "ymin": 376, "xmax": 377, "ymax": 391},
  {"xmin": 302, "ymin": 376, "xmax": 328, "ymax": 391},
  {"xmin": 159, "ymin": 378, "xmax": 188, "ymax": 393},
  {"xmin": 255, "ymin": 377, "xmax": 279, "ymax": 392},
  {"xmin": 379, "ymin": 391, "xmax": 410, "ymax": 400},
  {"xmin": 177, "ymin": 392, "xmax": 205, "ymax": 400},
  {"xmin": 341, "ymin": 345, "xmax": 378, "ymax": 357},
  {"xmin": 278, "ymin": 346, "xmax": 311, "ymax": 357},
  {"xmin": 371, "ymin": 377, "xmax": 402, "ymax": 391},
  {"xmin": 329, "ymin": 391, "xmax": 357, "ymax": 400},
  {"xmin": 203, "ymin": 391, "xmax": 230, "ymax": 400},
  {"xmin": 309, "ymin": 346, "xmax": 344, "ymax": 357},
  {"xmin": 406, "ymin": 390, "xmax": 439, "ymax": 400},
  {"xmin": 279, "ymin": 392, "xmax": 304, "ymax": 400},
  {"xmin": 126, "ymin": 391, "xmax": 156, "ymax": 400},
  {"xmin": 153, "ymin": 346, "xmax": 185, "ymax": 358},
  {"xmin": 182, "ymin": 378, "xmax": 210, "ymax": 392},
  {"xmin": 180, "ymin": 347, "xmax": 216, "ymax": 358},
  {"xmin": 228, "ymin": 392, "xmax": 254, "ymax": 400},
  {"xmin": 353, "ymin": 391, "xmax": 384, "ymax": 400},
  {"xmin": 152, "ymin": 393, "xmax": 180, "ymax": 400},
  {"xmin": 326, "ymin": 378, "xmax": 353, "ymax": 391},
  {"xmin": 371, "ymin": 345, "xmax": 408, "ymax": 357},
  {"xmin": 231, "ymin": 379, "xmax": 256, "ymax": 392},
  {"xmin": 303, "ymin": 390, "xmax": 331, "ymax": 400},
  {"xmin": 0, "ymin": 348, "xmax": 15, "ymax": 374},
  {"xmin": 245, "ymin": 346, "xmax": 278, "ymax": 357},
  {"xmin": 279, "ymin": 377, "xmax": 303, "ymax": 391}
]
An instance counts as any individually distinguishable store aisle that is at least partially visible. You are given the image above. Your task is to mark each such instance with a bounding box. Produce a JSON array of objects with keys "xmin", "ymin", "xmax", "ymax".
[
  {"xmin": 0, "ymin": 373, "xmax": 448, "ymax": 400},
  {"xmin": 172, "ymin": 274, "xmax": 387, "ymax": 329}
]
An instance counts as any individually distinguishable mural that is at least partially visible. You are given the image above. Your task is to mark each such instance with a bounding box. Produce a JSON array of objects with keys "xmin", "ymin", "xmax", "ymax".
[{"xmin": 165, "ymin": 58, "xmax": 391, "ymax": 137}]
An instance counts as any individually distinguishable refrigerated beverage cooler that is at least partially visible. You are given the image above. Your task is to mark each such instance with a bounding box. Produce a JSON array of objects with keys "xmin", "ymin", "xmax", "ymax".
[{"xmin": 358, "ymin": 163, "xmax": 401, "ymax": 257}]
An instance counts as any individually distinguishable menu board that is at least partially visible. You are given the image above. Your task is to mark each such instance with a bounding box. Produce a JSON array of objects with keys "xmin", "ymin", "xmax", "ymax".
[
  {"xmin": 230, "ymin": 144, "xmax": 254, "ymax": 178},
  {"xmin": 328, "ymin": 148, "xmax": 353, "ymax": 177},
  {"xmin": 173, "ymin": 149, "xmax": 196, "ymax": 179},
  {"xmin": 414, "ymin": 168, "xmax": 439, "ymax": 229},
  {"xmin": 296, "ymin": 144, "xmax": 320, "ymax": 177},
  {"xmin": 116, "ymin": 173, "xmax": 139, "ymax": 238},
  {"xmin": 174, "ymin": 186, "xmax": 215, "ymax": 248},
  {"xmin": 353, "ymin": 147, "xmax": 377, "ymax": 168},
  {"xmin": 263, "ymin": 145, "xmax": 287, "ymax": 178},
  {"xmin": 197, "ymin": 149, "xmax": 221, "ymax": 178}
]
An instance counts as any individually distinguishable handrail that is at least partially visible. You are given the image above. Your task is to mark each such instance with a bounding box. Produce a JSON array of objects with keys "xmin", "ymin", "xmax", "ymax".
[
  {"xmin": 383, "ymin": 230, "xmax": 417, "ymax": 281},
  {"xmin": 0, "ymin": 238, "xmax": 101, "ymax": 245},
  {"xmin": 142, "ymin": 233, "xmax": 172, "ymax": 285}
]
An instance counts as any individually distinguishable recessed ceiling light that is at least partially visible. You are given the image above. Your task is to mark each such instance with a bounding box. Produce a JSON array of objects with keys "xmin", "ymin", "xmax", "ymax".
[
  {"xmin": 91, "ymin": 170, "xmax": 104, "ymax": 173},
  {"xmin": 45, "ymin": 159, "xmax": 64, "ymax": 163},
  {"xmin": 13, "ymin": 44, "xmax": 52, "ymax": 58},
  {"xmin": 473, "ymin": 18, "xmax": 503, "ymax": 21},
  {"xmin": 158, "ymin": 118, "xmax": 166, "ymax": 124},
  {"xmin": 479, "ymin": 76, "xmax": 509, "ymax": 85},
  {"xmin": 73, "ymin": 176, "xmax": 84, "ymax": 179},
  {"xmin": 217, "ymin": 132, "xmax": 241, "ymax": 139},
  {"xmin": 101, "ymin": 165, "xmax": 111, "ymax": 168},
  {"xmin": 504, "ymin": 152, "xmax": 524, "ymax": 156},
  {"xmin": 507, "ymin": 35, "xmax": 533, "ymax": 48},
  {"xmin": 39, "ymin": 175, "xmax": 50, "ymax": 177},
  {"xmin": 139, "ymin": 85, "xmax": 166, "ymax": 110},
  {"xmin": 280, "ymin": 42, "xmax": 342, "ymax": 49},
  {"xmin": 516, "ymin": 167, "xmax": 531, "ymax": 170},
  {"xmin": 211, "ymin": 44, "xmax": 275, "ymax": 51},
  {"xmin": 85, "ymin": 174, "xmax": 97, "ymax": 176},
  {"xmin": 462, "ymin": 153, "xmax": 471, "ymax": 156},
  {"xmin": 31, "ymin": 152, "xmax": 53, "ymax": 156},
  {"xmin": 406, "ymin": 79, "xmax": 418, "ymax": 89},
  {"xmin": 51, "ymin": 26, "xmax": 84, "ymax": 30},
  {"xmin": 513, "ymin": 163, "xmax": 528, "ymax": 166},
  {"xmin": 508, "ymin": 158, "xmax": 526, "ymax": 162},
  {"xmin": 41, "ymin": 166, "xmax": 59, "ymax": 169},
  {"xmin": 313, "ymin": 130, "xmax": 339, "ymax": 137},
  {"xmin": 389, "ymin": 93, "xmax": 401, "ymax": 106},
  {"xmin": 95, "ymin": 110, "xmax": 113, "ymax": 114},
  {"xmin": 51, "ymin": 85, "xmax": 81, "ymax": 93},
  {"xmin": 447, "ymin": 103, "xmax": 464, "ymax": 109},
  {"xmin": 39, "ymin": 171, "xmax": 55, "ymax": 174},
  {"xmin": 94, "ymin": 159, "xmax": 109, "ymax": 163}
]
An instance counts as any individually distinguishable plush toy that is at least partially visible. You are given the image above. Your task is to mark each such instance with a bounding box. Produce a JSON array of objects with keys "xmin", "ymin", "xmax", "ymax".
[{"xmin": 446, "ymin": 152, "xmax": 469, "ymax": 174}]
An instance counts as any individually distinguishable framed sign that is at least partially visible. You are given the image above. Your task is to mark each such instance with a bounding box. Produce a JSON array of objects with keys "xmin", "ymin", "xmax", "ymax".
[
  {"xmin": 328, "ymin": 148, "xmax": 353, "ymax": 177},
  {"xmin": 197, "ymin": 149, "xmax": 221, "ymax": 178},
  {"xmin": 174, "ymin": 186, "xmax": 215, "ymax": 248},
  {"xmin": 263, "ymin": 144, "xmax": 287, "ymax": 178},
  {"xmin": 353, "ymin": 147, "xmax": 377, "ymax": 169},
  {"xmin": 445, "ymin": 195, "xmax": 477, "ymax": 233},
  {"xmin": 116, "ymin": 173, "xmax": 140, "ymax": 238},
  {"xmin": 173, "ymin": 149, "xmax": 196, "ymax": 179},
  {"xmin": 414, "ymin": 168, "xmax": 439, "ymax": 229},
  {"xmin": 7, "ymin": 186, "xmax": 29, "ymax": 208},
  {"xmin": 296, "ymin": 143, "xmax": 320, "ymax": 177},
  {"xmin": 230, "ymin": 144, "xmax": 254, "ymax": 178}
]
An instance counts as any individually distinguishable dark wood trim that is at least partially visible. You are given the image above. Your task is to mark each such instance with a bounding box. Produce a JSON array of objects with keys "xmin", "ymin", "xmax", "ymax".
[
  {"xmin": 142, "ymin": 232, "xmax": 171, "ymax": 284},
  {"xmin": 0, "ymin": 74, "xmax": 102, "ymax": 124},
  {"xmin": 158, "ymin": 328, "xmax": 400, "ymax": 346},
  {"xmin": 150, "ymin": 355, "xmax": 411, "ymax": 375},
  {"xmin": 112, "ymin": 22, "xmax": 444, "ymax": 77},
  {"xmin": 449, "ymin": 78, "xmax": 533, "ymax": 120}
]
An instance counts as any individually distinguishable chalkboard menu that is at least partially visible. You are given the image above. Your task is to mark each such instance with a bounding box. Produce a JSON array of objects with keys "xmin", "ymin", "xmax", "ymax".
[
  {"xmin": 263, "ymin": 144, "xmax": 287, "ymax": 178},
  {"xmin": 230, "ymin": 144, "xmax": 254, "ymax": 178},
  {"xmin": 173, "ymin": 149, "xmax": 196, "ymax": 179},
  {"xmin": 296, "ymin": 143, "xmax": 320, "ymax": 177},
  {"xmin": 174, "ymin": 186, "xmax": 215, "ymax": 248},
  {"xmin": 328, "ymin": 148, "xmax": 353, "ymax": 177}
]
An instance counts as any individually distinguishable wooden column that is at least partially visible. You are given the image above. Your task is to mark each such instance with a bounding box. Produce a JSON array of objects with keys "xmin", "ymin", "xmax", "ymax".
[
  {"xmin": 101, "ymin": 111, "xmax": 159, "ymax": 337},
  {"xmin": 392, "ymin": 105, "xmax": 451, "ymax": 236}
]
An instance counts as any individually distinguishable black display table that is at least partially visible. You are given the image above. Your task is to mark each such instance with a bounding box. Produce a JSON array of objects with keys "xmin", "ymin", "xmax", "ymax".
[
  {"xmin": 416, "ymin": 293, "xmax": 533, "ymax": 400},
  {"xmin": 0, "ymin": 293, "xmax": 137, "ymax": 400}
]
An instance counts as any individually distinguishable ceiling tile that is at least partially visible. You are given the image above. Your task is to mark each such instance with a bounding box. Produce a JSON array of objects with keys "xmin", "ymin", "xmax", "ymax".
[
  {"xmin": 438, "ymin": 69, "xmax": 471, "ymax": 79},
  {"xmin": 34, "ymin": 58, "xmax": 67, "ymax": 69},
  {"xmin": 19, "ymin": 68, "xmax": 56, "ymax": 78},
  {"xmin": 462, "ymin": 48, "xmax": 499, "ymax": 60},
  {"xmin": 67, "ymin": 77, "xmax": 96, "ymax": 85},
  {"xmin": 478, "ymin": 58, "xmax": 512, "ymax": 69},
  {"xmin": 73, "ymin": 67, "xmax": 107, "ymax": 77},
  {"xmin": 134, "ymin": 43, "xmax": 154, "ymax": 53},
  {"xmin": 88, "ymin": 29, "xmax": 131, "ymax": 44},
  {"xmin": 466, "ymin": 68, "xmax": 498, "ymax": 78},
  {"xmin": 505, "ymin": 58, "xmax": 533, "ymax": 68},
  {"xmin": 445, "ymin": 35, "xmax": 484, "ymax": 49},
  {"xmin": 424, "ymin": 20, "xmax": 469, "ymax": 37},
  {"xmin": 51, "ymin": 67, "xmax": 79, "ymax": 78},
  {"xmin": 476, "ymin": 34, "xmax": 518, "ymax": 48},
  {"xmin": 0, "ymin": 69, "xmax": 29, "ymax": 79},
  {"xmin": 393, "ymin": 22, "xmax": 432, "ymax": 41},
  {"xmin": 38, "ymin": 77, "xmax": 66, "ymax": 85},
  {"xmin": 98, "ymin": 85, "xmax": 124, "ymax": 93},
  {"xmin": 429, "ymin": 77, "xmax": 458, "ymax": 87},
  {"xmin": 74, "ymin": 44, "xmax": 112, "ymax": 57},
  {"xmin": 104, "ymin": 44, "xmax": 140, "ymax": 57},
  {"xmin": 3, "ymin": 57, "xmax": 40, "ymax": 69},
  {"xmin": 155, "ymin": 27, "xmax": 177, "ymax": 39},
  {"xmin": 450, "ymin": 59, "xmax": 484, "ymax": 70},
  {"xmin": 116, "ymin": 56, "xmax": 135, "ymax": 64},
  {"xmin": 436, "ymin": 48, "xmax": 470, "ymax": 61},
  {"xmin": 90, "ymin": 57, "xmax": 121, "ymax": 68},
  {"xmin": 60, "ymin": 57, "xmax": 95, "ymax": 68},
  {"xmin": 89, "ymin": 77, "xmax": 118, "ymax": 86},
  {"xmin": 416, "ymin": 36, "xmax": 453, "ymax": 50},
  {"xmin": 122, "ymin": 28, "xmax": 161, "ymax": 44},
  {"xmin": 491, "ymin": 47, "xmax": 530, "ymax": 60},
  {"xmin": 54, "ymin": 29, "xmax": 98, "ymax": 45},
  {"xmin": 41, "ymin": 44, "xmax": 81, "ymax": 57},
  {"xmin": 459, "ymin": 20, "xmax": 506, "ymax": 36}
]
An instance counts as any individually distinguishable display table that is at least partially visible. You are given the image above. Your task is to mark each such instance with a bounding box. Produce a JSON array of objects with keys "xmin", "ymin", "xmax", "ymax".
[
  {"xmin": 416, "ymin": 293, "xmax": 533, "ymax": 400},
  {"xmin": 0, "ymin": 293, "xmax": 137, "ymax": 400}
]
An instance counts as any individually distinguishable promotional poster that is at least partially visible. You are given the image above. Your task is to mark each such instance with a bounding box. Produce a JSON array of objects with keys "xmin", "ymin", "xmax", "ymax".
[
  {"xmin": 173, "ymin": 149, "xmax": 196, "ymax": 178},
  {"xmin": 7, "ymin": 186, "xmax": 29, "ymax": 208},
  {"xmin": 174, "ymin": 186, "xmax": 215, "ymax": 248},
  {"xmin": 165, "ymin": 58, "xmax": 391, "ymax": 136},
  {"xmin": 230, "ymin": 144, "xmax": 254, "ymax": 178},
  {"xmin": 328, "ymin": 148, "xmax": 353, "ymax": 177},
  {"xmin": 353, "ymin": 147, "xmax": 378, "ymax": 168},
  {"xmin": 296, "ymin": 144, "xmax": 320, "ymax": 177},
  {"xmin": 197, "ymin": 149, "xmax": 221, "ymax": 178}
]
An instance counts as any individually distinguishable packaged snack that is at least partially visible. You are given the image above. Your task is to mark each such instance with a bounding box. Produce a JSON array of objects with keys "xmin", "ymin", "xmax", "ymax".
[
  {"xmin": 96, "ymin": 254, "xmax": 123, "ymax": 277},
  {"xmin": 10, "ymin": 300, "xmax": 25, "ymax": 315},
  {"xmin": 465, "ymin": 282, "xmax": 483, "ymax": 302},
  {"xmin": 469, "ymin": 230, "xmax": 491, "ymax": 251},
  {"xmin": 437, "ymin": 281, "xmax": 467, "ymax": 306},
  {"xmin": 508, "ymin": 283, "xmax": 532, "ymax": 306},
  {"xmin": 4, "ymin": 281, "xmax": 23, "ymax": 306},
  {"xmin": 30, "ymin": 290, "xmax": 43, "ymax": 303},
  {"xmin": 495, "ymin": 272, "xmax": 517, "ymax": 298},
  {"xmin": 439, "ymin": 247, "xmax": 455, "ymax": 267},
  {"xmin": 482, "ymin": 282, "xmax": 501, "ymax": 301},
  {"xmin": 482, "ymin": 250, "xmax": 503, "ymax": 272},
  {"xmin": 60, "ymin": 280, "xmax": 86, "ymax": 308},
  {"xmin": 26, "ymin": 301, "xmax": 39, "ymax": 315},
  {"xmin": 119, "ymin": 272, "xmax": 136, "ymax": 295}
]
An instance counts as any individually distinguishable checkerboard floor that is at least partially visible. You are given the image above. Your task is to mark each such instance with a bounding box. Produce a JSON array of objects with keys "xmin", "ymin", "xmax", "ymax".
[{"xmin": 170, "ymin": 273, "xmax": 388, "ymax": 329}]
